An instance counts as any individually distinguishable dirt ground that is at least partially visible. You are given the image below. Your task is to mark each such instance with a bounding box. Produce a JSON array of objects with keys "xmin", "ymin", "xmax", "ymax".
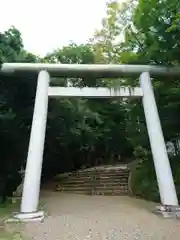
[{"xmin": 5, "ymin": 191, "xmax": 179, "ymax": 240}]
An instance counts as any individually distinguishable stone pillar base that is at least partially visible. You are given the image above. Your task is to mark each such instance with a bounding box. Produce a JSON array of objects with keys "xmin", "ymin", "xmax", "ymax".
[
  {"xmin": 155, "ymin": 205, "xmax": 180, "ymax": 219},
  {"xmin": 6, "ymin": 210, "xmax": 45, "ymax": 223}
]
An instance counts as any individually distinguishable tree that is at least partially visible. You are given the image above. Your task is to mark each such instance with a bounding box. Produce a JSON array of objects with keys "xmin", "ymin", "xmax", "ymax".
[
  {"xmin": 43, "ymin": 43, "xmax": 132, "ymax": 178},
  {"xmin": 0, "ymin": 27, "xmax": 38, "ymax": 202},
  {"xmin": 123, "ymin": 0, "xmax": 180, "ymax": 200},
  {"xmin": 91, "ymin": 0, "xmax": 180, "ymax": 201},
  {"xmin": 91, "ymin": 0, "xmax": 137, "ymax": 64}
]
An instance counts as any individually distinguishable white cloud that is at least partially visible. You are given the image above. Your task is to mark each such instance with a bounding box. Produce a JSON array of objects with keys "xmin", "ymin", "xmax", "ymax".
[{"xmin": 0, "ymin": 0, "xmax": 107, "ymax": 56}]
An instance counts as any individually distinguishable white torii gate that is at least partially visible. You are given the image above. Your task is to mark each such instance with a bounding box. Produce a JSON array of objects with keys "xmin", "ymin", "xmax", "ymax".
[{"xmin": 1, "ymin": 63, "xmax": 180, "ymax": 221}]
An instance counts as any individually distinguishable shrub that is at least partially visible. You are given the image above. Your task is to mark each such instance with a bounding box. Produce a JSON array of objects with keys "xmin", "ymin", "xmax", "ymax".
[
  {"xmin": 130, "ymin": 158, "xmax": 160, "ymax": 202},
  {"xmin": 130, "ymin": 147, "xmax": 180, "ymax": 202},
  {"xmin": 0, "ymin": 171, "xmax": 22, "ymax": 203},
  {"xmin": 130, "ymin": 146, "xmax": 159, "ymax": 202}
]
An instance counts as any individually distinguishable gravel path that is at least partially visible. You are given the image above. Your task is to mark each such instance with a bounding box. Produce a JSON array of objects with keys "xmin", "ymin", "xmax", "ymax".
[{"xmin": 20, "ymin": 191, "xmax": 180, "ymax": 239}]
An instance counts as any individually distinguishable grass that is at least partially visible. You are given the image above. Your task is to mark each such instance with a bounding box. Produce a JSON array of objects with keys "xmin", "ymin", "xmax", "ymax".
[
  {"xmin": 0, "ymin": 231, "xmax": 23, "ymax": 240},
  {"xmin": 0, "ymin": 195, "xmax": 46, "ymax": 240},
  {"xmin": 0, "ymin": 198, "xmax": 23, "ymax": 240},
  {"xmin": 0, "ymin": 198, "xmax": 21, "ymax": 219}
]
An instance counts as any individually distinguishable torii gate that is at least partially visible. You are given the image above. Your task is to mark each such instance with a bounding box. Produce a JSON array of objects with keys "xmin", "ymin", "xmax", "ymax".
[{"xmin": 1, "ymin": 63, "xmax": 180, "ymax": 221}]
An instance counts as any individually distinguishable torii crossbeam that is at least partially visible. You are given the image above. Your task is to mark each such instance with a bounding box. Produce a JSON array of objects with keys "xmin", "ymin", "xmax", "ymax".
[{"xmin": 1, "ymin": 63, "xmax": 179, "ymax": 221}]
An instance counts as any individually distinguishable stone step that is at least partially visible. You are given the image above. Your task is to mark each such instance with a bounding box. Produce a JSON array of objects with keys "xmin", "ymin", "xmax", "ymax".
[
  {"xmin": 55, "ymin": 166, "xmax": 130, "ymax": 196},
  {"xmin": 58, "ymin": 175, "xmax": 129, "ymax": 181},
  {"xmin": 57, "ymin": 188, "xmax": 129, "ymax": 196},
  {"xmin": 62, "ymin": 169, "xmax": 129, "ymax": 175},
  {"xmin": 58, "ymin": 178, "xmax": 128, "ymax": 184},
  {"xmin": 76, "ymin": 166, "xmax": 128, "ymax": 172},
  {"xmin": 94, "ymin": 176, "xmax": 129, "ymax": 180},
  {"xmin": 76, "ymin": 168, "xmax": 129, "ymax": 173},
  {"xmin": 95, "ymin": 192, "xmax": 129, "ymax": 196},
  {"xmin": 57, "ymin": 181, "xmax": 128, "ymax": 188},
  {"xmin": 68, "ymin": 172, "xmax": 129, "ymax": 177},
  {"xmin": 56, "ymin": 181, "xmax": 128, "ymax": 187},
  {"xmin": 56, "ymin": 185, "xmax": 128, "ymax": 192},
  {"xmin": 57, "ymin": 175, "xmax": 129, "ymax": 181}
]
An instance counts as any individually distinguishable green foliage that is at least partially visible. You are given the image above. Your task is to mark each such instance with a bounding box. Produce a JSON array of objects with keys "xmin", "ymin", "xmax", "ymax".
[
  {"xmin": 130, "ymin": 153, "xmax": 180, "ymax": 202},
  {"xmin": 0, "ymin": 27, "xmax": 23, "ymax": 63},
  {"xmin": 130, "ymin": 146, "xmax": 160, "ymax": 202},
  {"xmin": 94, "ymin": 0, "xmax": 180, "ymax": 202},
  {"xmin": 169, "ymin": 155, "xmax": 180, "ymax": 200},
  {"xmin": 130, "ymin": 159, "xmax": 159, "ymax": 202},
  {"xmin": 0, "ymin": 28, "xmax": 37, "ymax": 201}
]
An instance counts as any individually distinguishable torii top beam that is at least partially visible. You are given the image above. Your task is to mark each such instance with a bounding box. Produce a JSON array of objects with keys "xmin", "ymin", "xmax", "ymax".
[{"xmin": 1, "ymin": 63, "xmax": 180, "ymax": 78}]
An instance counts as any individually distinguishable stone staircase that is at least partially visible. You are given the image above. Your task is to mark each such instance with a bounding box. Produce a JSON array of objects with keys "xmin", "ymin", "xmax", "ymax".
[{"xmin": 55, "ymin": 165, "xmax": 130, "ymax": 196}]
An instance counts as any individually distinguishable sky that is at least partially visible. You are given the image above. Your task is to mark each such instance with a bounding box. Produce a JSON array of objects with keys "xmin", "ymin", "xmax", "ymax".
[{"xmin": 0, "ymin": 0, "xmax": 107, "ymax": 56}]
